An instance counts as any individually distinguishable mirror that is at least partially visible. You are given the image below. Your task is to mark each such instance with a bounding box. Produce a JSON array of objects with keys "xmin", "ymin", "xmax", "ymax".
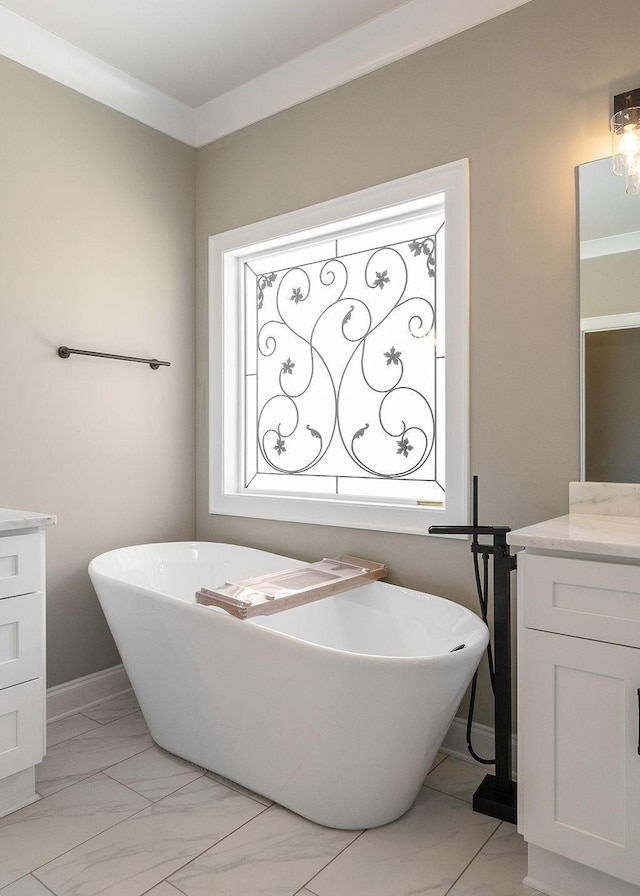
[{"xmin": 579, "ymin": 157, "xmax": 640, "ymax": 482}]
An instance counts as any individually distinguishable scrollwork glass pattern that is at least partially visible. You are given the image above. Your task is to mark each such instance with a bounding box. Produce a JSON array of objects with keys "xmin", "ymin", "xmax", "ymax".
[{"xmin": 243, "ymin": 218, "xmax": 445, "ymax": 503}]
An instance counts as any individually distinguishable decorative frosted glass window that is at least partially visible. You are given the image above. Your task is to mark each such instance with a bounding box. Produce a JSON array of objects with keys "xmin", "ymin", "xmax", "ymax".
[{"xmin": 210, "ymin": 161, "xmax": 469, "ymax": 535}]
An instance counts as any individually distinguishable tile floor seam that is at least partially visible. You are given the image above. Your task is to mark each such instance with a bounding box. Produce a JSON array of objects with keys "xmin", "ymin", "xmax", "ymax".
[
  {"xmin": 39, "ymin": 880, "xmax": 59, "ymax": 896},
  {"xmin": 96, "ymin": 708, "xmax": 145, "ymax": 727},
  {"xmin": 29, "ymin": 814, "xmax": 262, "ymax": 896},
  {"xmin": 0, "ymin": 871, "xmax": 56, "ymax": 896},
  {"xmin": 97, "ymin": 766, "xmax": 269, "ymax": 818},
  {"xmin": 297, "ymin": 827, "xmax": 367, "ymax": 896},
  {"xmin": 37, "ymin": 739, "xmax": 158, "ymax": 799},
  {"xmin": 422, "ymin": 782, "xmax": 483, "ymax": 805},
  {"xmin": 157, "ymin": 801, "xmax": 274, "ymax": 889},
  {"xmin": 47, "ymin": 705, "xmax": 137, "ymax": 736},
  {"xmin": 197, "ymin": 782, "xmax": 274, "ymax": 814},
  {"xmin": 23, "ymin": 874, "xmax": 58, "ymax": 896},
  {"xmin": 45, "ymin": 716, "xmax": 102, "ymax": 745},
  {"xmin": 441, "ymin": 817, "xmax": 502, "ymax": 895},
  {"xmin": 86, "ymin": 708, "xmax": 139, "ymax": 725},
  {"xmin": 15, "ymin": 782, "xmax": 154, "ymax": 886},
  {"xmin": 203, "ymin": 772, "xmax": 273, "ymax": 807},
  {"xmin": 100, "ymin": 760, "xmax": 206, "ymax": 802},
  {"xmin": 27, "ymin": 725, "xmax": 530, "ymax": 896},
  {"xmin": 300, "ymin": 882, "xmax": 321, "ymax": 896},
  {"xmin": 2, "ymin": 874, "xmax": 59, "ymax": 896},
  {"xmin": 34, "ymin": 727, "xmax": 276, "ymax": 886},
  {"xmin": 157, "ymin": 876, "xmax": 189, "ymax": 896}
]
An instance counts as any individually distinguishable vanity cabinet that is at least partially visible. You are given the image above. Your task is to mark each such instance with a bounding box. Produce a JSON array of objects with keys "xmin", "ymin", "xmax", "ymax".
[
  {"xmin": 516, "ymin": 548, "xmax": 640, "ymax": 894},
  {"xmin": 0, "ymin": 511, "xmax": 55, "ymax": 817}
]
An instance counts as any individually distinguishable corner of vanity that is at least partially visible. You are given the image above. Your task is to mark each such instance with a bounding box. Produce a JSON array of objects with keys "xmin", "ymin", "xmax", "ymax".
[
  {"xmin": 508, "ymin": 482, "xmax": 640, "ymax": 896},
  {"xmin": 0, "ymin": 508, "xmax": 56, "ymax": 817}
]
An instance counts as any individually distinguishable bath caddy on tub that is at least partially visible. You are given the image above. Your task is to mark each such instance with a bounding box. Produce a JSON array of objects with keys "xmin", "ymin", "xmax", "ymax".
[{"xmin": 195, "ymin": 555, "xmax": 386, "ymax": 619}]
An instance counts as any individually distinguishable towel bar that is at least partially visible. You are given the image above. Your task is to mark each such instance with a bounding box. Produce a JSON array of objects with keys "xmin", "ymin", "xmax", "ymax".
[{"xmin": 58, "ymin": 346, "xmax": 170, "ymax": 369}]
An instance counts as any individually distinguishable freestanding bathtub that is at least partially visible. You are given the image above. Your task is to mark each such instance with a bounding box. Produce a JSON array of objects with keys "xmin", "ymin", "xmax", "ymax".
[{"xmin": 89, "ymin": 542, "xmax": 488, "ymax": 829}]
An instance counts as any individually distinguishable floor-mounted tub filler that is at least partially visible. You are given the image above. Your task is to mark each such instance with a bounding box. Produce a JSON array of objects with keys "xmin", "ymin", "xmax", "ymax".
[{"xmin": 88, "ymin": 542, "xmax": 488, "ymax": 829}]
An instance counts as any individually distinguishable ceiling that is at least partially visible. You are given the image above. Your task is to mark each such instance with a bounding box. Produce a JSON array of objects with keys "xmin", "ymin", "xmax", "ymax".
[
  {"xmin": 0, "ymin": 0, "xmax": 534, "ymax": 146},
  {"xmin": 0, "ymin": 0, "xmax": 414, "ymax": 107}
]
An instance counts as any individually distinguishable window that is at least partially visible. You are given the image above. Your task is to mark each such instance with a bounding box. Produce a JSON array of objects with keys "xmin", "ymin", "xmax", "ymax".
[{"xmin": 210, "ymin": 160, "xmax": 469, "ymax": 535}]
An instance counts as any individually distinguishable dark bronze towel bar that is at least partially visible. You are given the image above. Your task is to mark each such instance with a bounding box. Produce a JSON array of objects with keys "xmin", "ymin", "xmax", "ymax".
[{"xmin": 58, "ymin": 346, "xmax": 170, "ymax": 370}]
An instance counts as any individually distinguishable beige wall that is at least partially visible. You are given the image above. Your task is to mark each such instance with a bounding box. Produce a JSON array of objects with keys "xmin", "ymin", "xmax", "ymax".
[
  {"xmin": 195, "ymin": 0, "xmax": 640, "ymax": 726},
  {"xmin": 1, "ymin": 57, "xmax": 197, "ymax": 686},
  {"xmin": 3, "ymin": 0, "xmax": 637, "ymax": 724}
]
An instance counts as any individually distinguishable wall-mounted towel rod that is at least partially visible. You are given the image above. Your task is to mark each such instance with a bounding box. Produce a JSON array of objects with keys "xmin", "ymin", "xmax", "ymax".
[{"xmin": 58, "ymin": 346, "xmax": 170, "ymax": 370}]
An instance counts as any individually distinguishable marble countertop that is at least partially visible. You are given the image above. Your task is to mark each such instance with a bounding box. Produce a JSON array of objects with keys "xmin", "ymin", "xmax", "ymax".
[
  {"xmin": 0, "ymin": 508, "xmax": 56, "ymax": 533},
  {"xmin": 508, "ymin": 512, "xmax": 640, "ymax": 559}
]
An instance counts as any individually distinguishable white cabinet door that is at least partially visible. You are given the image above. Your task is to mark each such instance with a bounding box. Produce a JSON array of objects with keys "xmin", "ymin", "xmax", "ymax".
[
  {"xmin": 0, "ymin": 533, "xmax": 41, "ymax": 599},
  {"xmin": 520, "ymin": 629, "xmax": 640, "ymax": 886},
  {"xmin": 0, "ymin": 593, "xmax": 43, "ymax": 690},
  {"xmin": 0, "ymin": 679, "xmax": 43, "ymax": 778}
]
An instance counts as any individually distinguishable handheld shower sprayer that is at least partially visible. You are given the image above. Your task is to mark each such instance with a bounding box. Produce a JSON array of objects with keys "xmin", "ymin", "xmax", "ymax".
[{"xmin": 429, "ymin": 476, "xmax": 518, "ymax": 824}]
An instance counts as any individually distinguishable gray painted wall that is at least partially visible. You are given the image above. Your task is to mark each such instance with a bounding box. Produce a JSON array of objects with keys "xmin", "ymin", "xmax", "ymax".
[
  {"xmin": 195, "ymin": 0, "xmax": 640, "ymax": 726},
  {"xmin": 1, "ymin": 56, "xmax": 197, "ymax": 686}
]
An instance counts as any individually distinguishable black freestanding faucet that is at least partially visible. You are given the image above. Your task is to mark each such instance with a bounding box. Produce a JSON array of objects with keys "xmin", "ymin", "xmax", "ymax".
[{"xmin": 429, "ymin": 477, "xmax": 517, "ymax": 824}]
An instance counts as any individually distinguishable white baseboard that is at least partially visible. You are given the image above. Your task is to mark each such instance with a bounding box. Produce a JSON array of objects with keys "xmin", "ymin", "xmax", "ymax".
[
  {"xmin": 440, "ymin": 715, "xmax": 518, "ymax": 775},
  {"xmin": 46, "ymin": 664, "xmax": 132, "ymax": 722},
  {"xmin": 526, "ymin": 845, "xmax": 640, "ymax": 896}
]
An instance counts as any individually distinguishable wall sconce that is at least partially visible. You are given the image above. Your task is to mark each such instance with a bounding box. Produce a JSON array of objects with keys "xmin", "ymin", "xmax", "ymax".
[{"xmin": 611, "ymin": 88, "xmax": 640, "ymax": 194}]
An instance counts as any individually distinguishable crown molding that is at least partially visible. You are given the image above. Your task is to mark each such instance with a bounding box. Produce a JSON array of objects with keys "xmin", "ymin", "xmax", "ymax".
[
  {"xmin": 0, "ymin": 5, "xmax": 196, "ymax": 143},
  {"xmin": 0, "ymin": 0, "xmax": 533, "ymax": 148},
  {"xmin": 194, "ymin": 0, "xmax": 533, "ymax": 146},
  {"xmin": 580, "ymin": 230, "xmax": 640, "ymax": 259}
]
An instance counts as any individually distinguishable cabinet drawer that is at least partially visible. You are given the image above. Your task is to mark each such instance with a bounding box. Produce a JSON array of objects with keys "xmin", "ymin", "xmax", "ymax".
[
  {"xmin": 0, "ymin": 533, "xmax": 41, "ymax": 599},
  {"xmin": 521, "ymin": 552, "xmax": 640, "ymax": 647},
  {"xmin": 0, "ymin": 679, "xmax": 43, "ymax": 778},
  {"xmin": 0, "ymin": 593, "xmax": 43, "ymax": 690}
]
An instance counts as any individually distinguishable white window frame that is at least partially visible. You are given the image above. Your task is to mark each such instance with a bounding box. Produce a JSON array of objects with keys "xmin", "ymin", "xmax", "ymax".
[{"xmin": 209, "ymin": 159, "xmax": 469, "ymax": 535}]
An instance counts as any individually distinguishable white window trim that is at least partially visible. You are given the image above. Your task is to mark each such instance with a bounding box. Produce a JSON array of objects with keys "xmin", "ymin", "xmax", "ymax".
[{"xmin": 209, "ymin": 159, "xmax": 469, "ymax": 535}]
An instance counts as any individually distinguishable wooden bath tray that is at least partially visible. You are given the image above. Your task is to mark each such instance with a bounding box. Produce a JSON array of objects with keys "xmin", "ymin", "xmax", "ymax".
[{"xmin": 195, "ymin": 555, "xmax": 386, "ymax": 619}]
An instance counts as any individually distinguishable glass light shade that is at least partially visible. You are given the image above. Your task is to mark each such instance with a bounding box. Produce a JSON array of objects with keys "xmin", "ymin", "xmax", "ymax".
[
  {"xmin": 612, "ymin": 107, "xmax": 640, "ymax": 175},
  {"xmin": 626, "ymin": 171, "xmax": 640, "ymax": 195}
]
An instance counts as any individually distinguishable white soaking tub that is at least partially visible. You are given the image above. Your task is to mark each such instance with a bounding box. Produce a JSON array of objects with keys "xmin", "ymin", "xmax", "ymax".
[{"xmin": 89, "ymin": 541, "xmax": 488, "ymax": 829}]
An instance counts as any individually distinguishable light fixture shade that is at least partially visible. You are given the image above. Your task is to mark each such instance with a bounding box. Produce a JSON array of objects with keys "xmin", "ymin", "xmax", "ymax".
[
  {"xmin": 611, "ymin": 106, "xmax": 640, "ymax": 175},
  {"xmin": 626, "ymin": 170, "xmax": 640, "ymax": 195}
]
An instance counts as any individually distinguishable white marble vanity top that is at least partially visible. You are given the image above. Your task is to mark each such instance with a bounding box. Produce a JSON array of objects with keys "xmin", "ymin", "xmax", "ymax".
[
  {"xmin": 507, "ymin": 482, "xmax": 640, "ymax": 560},
  {"xmin": 508, "ymin": 512, "xmax": 640, "ymax": 559},
  {"xmin": 508, "ymin": 482, "xmax": 640, "ymax": 559},
  {"xmin": 0, "ymin": 508, "xmax": 56, "ymax": 533}
]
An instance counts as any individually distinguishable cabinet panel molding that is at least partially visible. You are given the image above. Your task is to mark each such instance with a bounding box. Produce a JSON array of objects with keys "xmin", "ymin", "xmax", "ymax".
[
  {"xmin": 521, "ymin": 552, "xmax": 640, "ymax": 648},
  {"xmin": 0, "ymin": 533, "xmax": 41, "ymax": 600},
  {"xmin": 0, "ymin": 592, "xmax": 43, "ymax": 690},
  {"xmin": 0, "ymin": 679, "xmax": 43, "ymax": 779},
  {"xmin": 521, "ymin": 627, "xmax": 640, "ymax": 885},
  {"xmin": 0, "ymin": 519, "xmax": 50, "ymax": 816}
]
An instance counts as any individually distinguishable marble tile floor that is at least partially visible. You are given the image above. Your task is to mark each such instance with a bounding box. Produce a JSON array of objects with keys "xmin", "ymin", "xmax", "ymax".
[{"xmin": 0, "ymin": 693, "xmax": 540, "ymax": 896}]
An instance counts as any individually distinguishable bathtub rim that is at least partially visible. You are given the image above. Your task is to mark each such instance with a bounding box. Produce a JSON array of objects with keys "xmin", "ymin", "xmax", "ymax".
[{"xmin": 89, "ymin": 540, "xmax": 489, "ymax": 665}]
